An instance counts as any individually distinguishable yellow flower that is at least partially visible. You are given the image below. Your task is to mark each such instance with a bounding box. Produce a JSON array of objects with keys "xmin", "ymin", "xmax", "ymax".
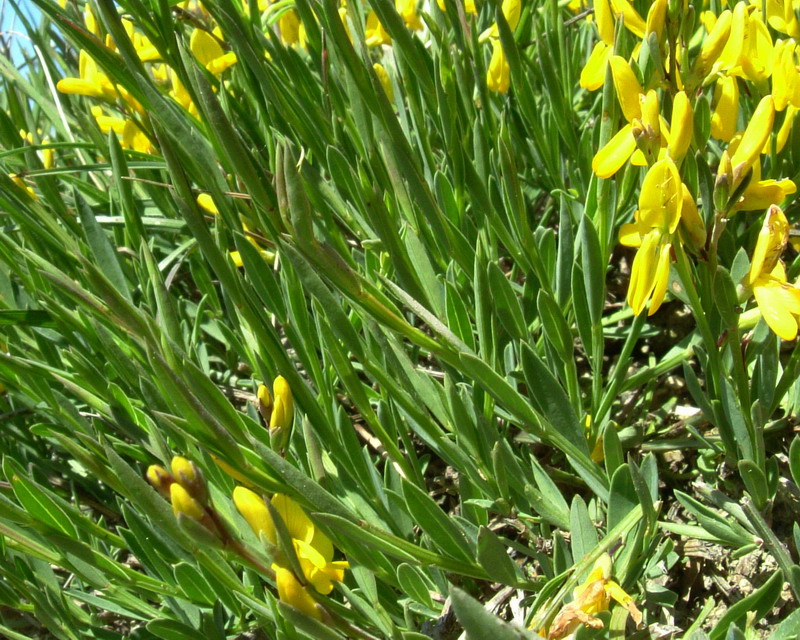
[
  {"xmin": 146, "ymin": 464, "xmax": 174, "ymax": 499},
  {"xmin": 747, "ymin": 205, "xmax": 800, "ymax": 340},
  {"xmin": 693, "ymin": 9, "xmax": 732, "ymax": 80},
  {"xmin": 729, "ymin": 95, "xmax": 775, "ymax": 184},
  {"xmin": 731, "ymin": 155, "xmax": 796, "ymax": 212},
  {"xmin": 609, "ymin": 0, "xmax": 645, "ymax": 38},
  {"xmin": 270, "ymin": 375, "xmax": 293, "ymax": 431},
  {"xmin": 171, "ymin": 456, "xmax": 208, "ymax": 504},
  {"xmin": 169, "ymin": 70, "xmax": 199, "ymax": 117},
  {"xmin": 20, "ymin": 129, "xmax": 54, "ymax": 169},
  {"xmin": 717, "ymin": 3, "xmax": 774, "ymax": 82},
  {"xmin": 279, "ymin": 10, "xmax": 307, "ymax": 48},
  {"xmin": 711, "ymin": 75, "xmax": 739, "ymax": 142},
  {"xmin": 591, "ymin": 56, "xmax": 652, "ymax": 177},
  {"xmin": 373, "ymin": 63, "xmax": 394, "ymax": 102},
  {"xmin": 547, "ymin": 554, "xmax": 642, "ymax": 639},
  {"xmin": 479, "ymin": 0, "xmax": 521, "ymax": 41},
  {"xmin": 190, "ymin": 29, "xmax": 237, "ymax": 74},
  {"xmin": 579, "ymin": 0, "xmax": 614, "ymax": 91},
  {"xmin": 276, "ymin": 566, "xmax": 321, "ymax": 619},
  {"xmin": 365, "ymin": 11, "xmax": 391, "ymax": 46},
  {"xmin": 619, "ymin": 158, "xmax": 683, "ymax": 315},
  {"xmin": 170, "ymin": 483, "xmax": 205, "ymax": 520},
  {"xmin": 197, "ymin": 193, "xmax": 219, "ymax": 214},
  {"xmin": 57, "ymin": 50, "xmax": 119, "ymax": 102},
  {"xmin": 771, "ymin": 39, "xmax": 800, "ymax": 111},
  {"xmin": 436, "ymin": 0, "xmax": 477, "ymax": 15},
  {"xmin": 9, "ymin": 174, "xmax": 37, "ymax": 200},
  {"xmin": 667, "ymin": 91, "xmax": 693, "ymax": 162},
  {"xmin": 234, "ymin": 486, "xmax": 277, "ymax": 542},
  {"xmin": 487, "ymin": 40, "xmax": 511, "ymax": 94},
  {"xmin": 396, "ymin": 0, "xmax": 423, "ymax": 30},
  {"xmin": 233, "ymin": 489, "xmax": 349, "ymax": 593}
]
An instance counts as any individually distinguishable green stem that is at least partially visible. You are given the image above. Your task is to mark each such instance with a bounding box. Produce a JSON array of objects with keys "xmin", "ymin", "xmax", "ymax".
[
  {"xmin": 595, "ymin": 312, "xmax": 646, "ymax": 426},
  {"xmin": 673, "ymin": 243, "xmax": 723, "ymax": 399}
]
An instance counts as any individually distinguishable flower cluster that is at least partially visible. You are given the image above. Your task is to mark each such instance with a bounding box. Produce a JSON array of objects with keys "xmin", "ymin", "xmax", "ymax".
[
  {"xmin": 582, "ymin": 0, "xmax": 799, "ymax": 338},
  {"xmin": 234, "ymin": 488, "xmax": 349, "ymax": 620},
  {"xmin": 147, "ymin": 450, "xmax": 347, "ymax": 619}
]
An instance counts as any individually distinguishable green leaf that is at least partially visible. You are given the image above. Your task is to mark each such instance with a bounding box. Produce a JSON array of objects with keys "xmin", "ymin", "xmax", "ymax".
[
  {"xmin": 0, "ymin": 309, "xmax": 55, "ymax": 327},
  {"xmin": 487, "ymin": 262, "xmax": 527, "ymax": 340},
  {"xmin": 147, "ymin": 619, "xmax": 200, "ymax": 640},
  {"xmin": 401, "ymin": 478, "xmax": 474, "ymax": 563},
  {"xmin": 74, "ymin": 187, "xmax": 131, "ymax": 302},
  {"xmin": 450, "ymin": 586, "xmax": 533, "ymax": 640},
  {"xmin": 477, "ymin": 526, "xmax": 519, "ymax": 586},
  {"xmin": 278, "ymin": 602, "xmax": 347, "ymax": 639},
  {"xmin": 396, "ymin": 563, "xmax": 434, "ymax": 608}
]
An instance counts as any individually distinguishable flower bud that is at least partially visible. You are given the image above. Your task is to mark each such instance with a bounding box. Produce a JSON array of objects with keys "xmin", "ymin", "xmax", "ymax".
[
  {"xmin": 171, "ymin": 456, "xmax": 208, "ymax": 505},
  {"xmin": 270, "ymin": 376, "xmax": 294, "ymax": 432},
  {"xmin": 146, "ymin": 464, "xmax": 173, "ymax": 499},
  {"xmin": 170, "ymin": 483, "xmax": 205, "ymax": 521},
  {"xmin": 257, "ymin": 383, "xmax": 273, "ymax": 423}
]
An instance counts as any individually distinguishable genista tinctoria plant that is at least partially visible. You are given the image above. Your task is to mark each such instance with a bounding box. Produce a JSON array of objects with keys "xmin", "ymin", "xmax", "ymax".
[{"xmin": 2, "ymin": 0, "xmax": 800, "ymax": 638}]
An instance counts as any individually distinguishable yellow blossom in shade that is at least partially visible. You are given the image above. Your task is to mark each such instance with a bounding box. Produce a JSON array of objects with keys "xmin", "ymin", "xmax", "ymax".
[
  {"xmin": 747, "ymin": 205, "xmax": 800, "ymax": 340},
  {"xmin": 146, "ymin": 464, "xmax": 173, "ymax": 499},
  {"xmin": 197, "ymin": 193, "xmax": 219, "ymax": 214},
  {"xmin": 373, "ymin": 63, "xmax": 394, "ymax": 102},
  {"xmin": 276, "ymin": 567, "xmax": 321, "ymax": 619},
  {"xmin": 547, "ymin": 554, "xmax": 641, "ymax": 638},
  {"xmin": 84, "ymin": 5, "xmax": 100, "ymax": 36},
  {"xmin": 667, "ymin": 91, "xmax": 693, "ymax": 162},
  {"xmin": 57, "ymin": 50, "xmax": 118, "ymax": 102},
  {"xmin": 487, "ymin": 40, "xmax": 511, "ymax": 94},
  {"xmin": 169, "ymin": 70, "xmax": 198, "ymax": 117},
  {"xmin": 609, "ymin": 0, "xmax": 646, "ymax": 38},
  {"xmin": 9, "ymin": 174, "xmax": 37, "ymax": 200},
  {"xmin": 693, "ymin": 9, "xmax": 732, "ymax": 80},
  {"xmin": 479, "ymin": 0, "xmax": 521, "ymax": 41},
  {"xmin": 170, "ymin": 483, "xmax": 205, "ymax": 520},
  {"xmin": 279, "ymin": 10, "xmax": 306, "ymax": 47},
  {"xmin": 190, "ymin": 29, "xmax": 237, "ymax": 74},
  {"xmin": 396, "ymin": 0, "xmax": 423, "ymax": 30},
  {"xmin": 730, "ymin": 95, "xmax": 775, "ymax": 184},
  {"xmin": 772, "ymin": 104, "xmax": 798, "ymax": 153},
  {"xmin": 122, "ymin": 119, "xmax": 155, "ymax": 154},
  {"xmin": 365, "ymin": 11, "xmax": 392, "ymax": 46},
  {"xmin": 710, "ymin": 75, "xmax": 740, "ymax": 141},
  {"xmin": 20, "ymin": 130, "xmax": 54, "ymax": 169},
  {"xmin": 436, "ymin": 0, "xmax": 477, "ymax": 15},
  {"xmin": 678, "ymin": 184, "xmax": 707, "ymax": 250},
  {"xmin": 212, "ymin": 455, "xmax": 252, "ymax": 486}
]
